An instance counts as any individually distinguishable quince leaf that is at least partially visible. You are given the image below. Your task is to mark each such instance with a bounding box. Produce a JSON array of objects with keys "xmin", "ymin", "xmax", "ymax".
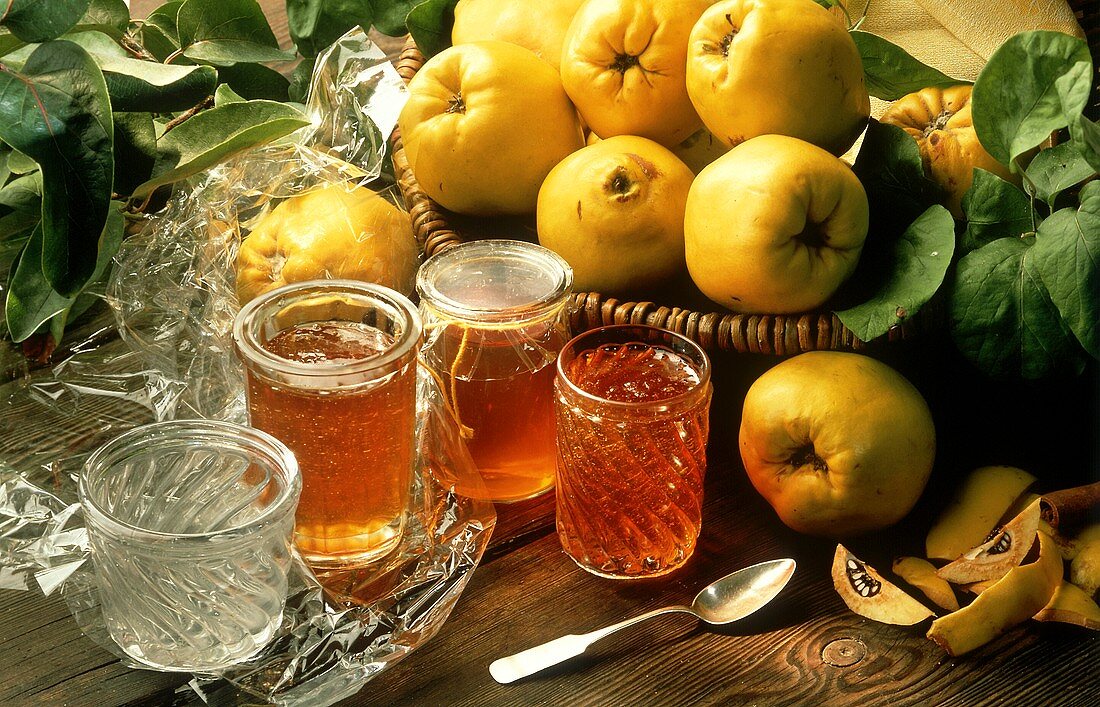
[
  {"xmin": 130, "ymin": 100, "xmax": 309, "ymax": 200},
  {"xmin": 961, "ymin": 169, "xmax": 1034, "ymax": 254},
  {"xmin": 835, "ymin": 205, "xmax": 954, "ymax": 342},
  {"xmin": 372, "ymin": 0, "xmax": 422, "ymax": 36},
  {"xmin": 850, "ymin": 31, "xmax": 965, "ymax": 101},
  {"xmin": 1028, "ymin": 181, "xmax": 1100, "ymax": 359},
  {"xmin": 287, "ymin": 0, "xmax": 373, "ymax": 58},
  {"xmin": 0, "ymin": 40, "xmax": 114, "ymax": 296},
  {"xmin": 1024, "ymin": 142, "xmax": 1097, "ymax": 210},
  {"xmin": 5, "ymin": 206, "xmax": 122, "ymax": 342},
  {"xmin": 1068, "ymin": 115, "xmax": 1100, "ymax": 173},
  {"xmin": 176, "ymin": 0, "xmax": 294, "ymax": 66},
  {"xmin": 972, "ymin": 31, "xmax": 1092, "ymax": 168},
  {"xmin": 853, "ymin": 119, "xmax": 942, "ymax": 238},
  {"xmin": 0, "ymin": 0, "xmax": 90, "ymax": 43},
  {"xmin": 407, "ymin": 0, "xmax": 458, "ymax": 58},
  {"xmin": 949, "ymin": 235, "xmax": 1086, "ymax": 380}
]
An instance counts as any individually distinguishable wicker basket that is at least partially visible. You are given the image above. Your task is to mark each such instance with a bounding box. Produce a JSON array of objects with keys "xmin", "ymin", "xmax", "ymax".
[{"xmin": 390, "ymin": 38, "xmax": 942, "ymax": 356}]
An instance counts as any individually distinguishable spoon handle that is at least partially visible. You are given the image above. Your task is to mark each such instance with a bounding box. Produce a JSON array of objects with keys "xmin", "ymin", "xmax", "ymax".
[{"xmin": 489, "ymin": 605, "xmax": 695, "ymax": 684}]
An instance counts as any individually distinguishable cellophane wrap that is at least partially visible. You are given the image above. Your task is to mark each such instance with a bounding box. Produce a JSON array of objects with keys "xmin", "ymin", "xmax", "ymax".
[{"xmin": 0, "ymin": 28, "xmax": 495, "ymax": 706}]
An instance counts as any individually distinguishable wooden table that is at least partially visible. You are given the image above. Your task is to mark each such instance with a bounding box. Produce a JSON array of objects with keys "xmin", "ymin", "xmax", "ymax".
[{"xmin": 2, "ymin": 3, "xmax": 1097, "ymax": 706}]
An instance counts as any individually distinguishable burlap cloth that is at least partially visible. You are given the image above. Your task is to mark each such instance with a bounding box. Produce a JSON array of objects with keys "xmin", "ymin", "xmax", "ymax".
[{"xmin": 847, "ymin": 0, "xmax": 1086, "ymax": 116}]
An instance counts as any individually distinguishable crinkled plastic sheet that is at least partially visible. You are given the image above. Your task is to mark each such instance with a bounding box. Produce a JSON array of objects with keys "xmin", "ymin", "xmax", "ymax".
[{"xmin": 0, "ymin": 28, "xmax": 495, "ymax": 706}]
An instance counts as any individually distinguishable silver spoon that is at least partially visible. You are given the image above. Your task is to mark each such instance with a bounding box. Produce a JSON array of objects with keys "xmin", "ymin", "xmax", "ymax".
[{"xmin": 489, "ymin": 557, "xmax": 797, "ymax": 684}]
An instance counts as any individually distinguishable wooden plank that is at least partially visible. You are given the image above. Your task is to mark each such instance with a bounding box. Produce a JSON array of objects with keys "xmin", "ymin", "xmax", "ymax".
[{"xmin": 344, "ymin": 465, "xmax": 1100, "ymax": 707}]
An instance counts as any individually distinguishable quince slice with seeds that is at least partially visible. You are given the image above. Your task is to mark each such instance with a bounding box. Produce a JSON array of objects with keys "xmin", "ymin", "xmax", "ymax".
[
  {"xmin": 925, "ymin": 466, "xmax": 1036, "ymax": 562},
  {"xmin": 832, "ymin": 545, "xmax": 934, "ymax": 625},
  {"xmin": 928, "ymin": 531, "xmax": 1062, "ymax": 656},
  {"xmin": 937, "ymin": 499, "xmax": 1041, "ymax": 584}
]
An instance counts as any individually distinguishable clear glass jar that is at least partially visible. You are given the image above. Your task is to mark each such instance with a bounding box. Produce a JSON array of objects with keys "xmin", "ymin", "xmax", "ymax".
[
  {"xmin": 417, "ymin": 240, "xmax": 573, "ymax": 502},
  {"xmin": 555, "ymin": 325, "xmax": 712, "ymax": 579},
  {"xmin": 80, "ymin": 420, "xmax": 301, "ymax": 671},
  {"xmin": 233, "ymin": 280, "xmax": 422, "ymax": 568}
]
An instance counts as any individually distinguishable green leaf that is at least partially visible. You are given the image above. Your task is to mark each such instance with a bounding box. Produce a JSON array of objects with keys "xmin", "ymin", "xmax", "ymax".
[
  {"xmin": 139, "ymin": 0, "xmax": 183, "ymax": 62},
  {"xmin": 1069, "ymin": 115, "xmax": 1100, "ymax": 173},
  {"xmin": 62, "ymin": 30, "xmax": 217, "ymax": 112},
  {"xmin": 961, "ymin": 168, "xmax": 1035, "ymax": 253},
  {"xmin": 112, "ymin": 112, "xmax": 158, "ymax": 195},
  {"xmin": 288, "ymin": 57, "xmax": 315, "ymax": 103},
  {"xmin": 74, "ymin": 0, "xmax": 130, "ymax": 37},
  {"xmin": 0, "ymin": 27, "xmax": 25, "ymax": 56},
  {"xmin": 0, "ymin": 171, "xmax": 42, "ymax": 213},
  {"xmin": 131, "ymin": 100, "xmax": 308, "ymax": 199},
  {"xmin": 214, "ymin": 83, "xmax": 247, "ymax": 106},
  {"xmin": 176, "ymin": 0, "xmax": 295, "ymax": 66},
  {"xmin": 835, "ymin": 205, "xmax": 955, "ymax": 341},
  {"xmin": 1024, "ymin": 142, "xmax": 1097, "ymax": 209},
  {"xmin": 849, "ymin": 31, "xmax": 966, "ymax": 101},
  {"xmin": 407, "ymin": 0, "xmax": 458, "ymax": 58},
  {"xmin": 0, "ymin": 0, "xmax": 90, "ymax": 42},
  {"xmin": 5, "ymin": 206, "xmax": 122, "ymax": 341},
  {"xmin": 1028, "ymin": 181, "xmax": 1100, "ymax": 358},
  {"xmin": 217, "ymin": 62, "xmax": 290, "ymax": 101},
  {"xmin": 371, "ymin": 0, "xmax": 420, "ymax": 36},
  {"xmin": 0, "ymin": 40, "xmax": 113, "ymax": 296},
  {"xmin": 0, "ymin": 209, "xmax": 37, "ymax": 241},
  {"xmin": 5, "ymin": 149, "xmax": 36, "ymax": 175},
  {"xmin": 950, "ymin": 235, "xmax": 1086, "ymax": 380},
  {"xmin": 972, "ymin": 31, "xmax": 1092, "ymax": 167},
  {"xmin": 287, "ymin": 0, "xmax": 373, "ymax": 58},
  {"xmin": 852, "ymin": 119, "xmax": 943, "ymax": 236}
]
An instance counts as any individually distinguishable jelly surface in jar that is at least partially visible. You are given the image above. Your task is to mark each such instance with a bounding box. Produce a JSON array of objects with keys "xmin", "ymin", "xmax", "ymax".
[
  {"xmin": 556, "ymin": 341, "xmax": 709, "ymax": 579},
  {"xmin": 248, "ymin": 320, "xmax": 415, "ymax": 565}
]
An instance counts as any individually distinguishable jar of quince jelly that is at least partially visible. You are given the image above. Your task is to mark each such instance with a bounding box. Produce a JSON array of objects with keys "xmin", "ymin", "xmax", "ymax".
[{"xmin": 417, "ymin": 240, "xmax": 573, "ymax": 502}]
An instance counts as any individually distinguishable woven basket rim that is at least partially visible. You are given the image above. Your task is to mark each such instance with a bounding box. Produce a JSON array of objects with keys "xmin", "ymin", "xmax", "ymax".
[{"xmin": 389, "ymin": 37, "xmax": 943, "ymax": 356}]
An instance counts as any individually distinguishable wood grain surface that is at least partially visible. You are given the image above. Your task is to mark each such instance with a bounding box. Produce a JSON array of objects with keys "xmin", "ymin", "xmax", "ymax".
[{"xmin": 0, "ymin": 3, "xmax": 1096, "ymax": 707}]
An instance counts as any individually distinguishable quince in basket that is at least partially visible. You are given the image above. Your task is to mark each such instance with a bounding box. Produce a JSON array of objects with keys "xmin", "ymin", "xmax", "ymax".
[
  {"xmin": 880, "ymin": 84, "xmax": 1020, "ymax": 218},
  {"xmin": 398, "ymin": 41, "xmax": 584, "ymax": 215},
  {"xmin": 560, "ymin": 0, "xmax": 711, "ymax": 147},
  {"xmin": 451, "ymin": 0, "xmax": 586, "ymax": 72},
  {"xmin": 686, "ymin": 0, "xmax": 869, "ymax": 155},
  {"xmin": 537, "ymin": 135, "xmax": 693, "ymax": 293},
  {"xmin": 235, "ymin": 184, "xmax": 418, "ymax": 304},
  {"xmin": 685, "ymin": 134, "xmax": 868, "ymax": 315}
]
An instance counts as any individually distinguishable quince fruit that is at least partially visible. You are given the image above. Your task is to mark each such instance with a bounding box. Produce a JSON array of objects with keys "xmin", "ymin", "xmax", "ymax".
[
  {"xmin": 739, "ymin": 351, "xmax": 936, "ymax": 538},
  {"xmin": 560, "ymin": 0, "xmax": 711, "ymax": 147},
  {"xmin": 452, "ymin": 0, "xmax": 586, "ymax": 71},
  {"xmin": 880, "ymin": 84, "xmax": 1019, "ymax": 218},
  {"xmin": 536, "ymin": 135, "xmax": 693, "ymax": 293},
  {"xmin": 686, "ymin": 0, "xmax": 869, "ymax": 155},
  {"xmin": 399, "ymin": 41, "xmax": 584, "ymax": 215},
  {"xmin": 684, "ymin": 134, "xmax": 868, "ymax": 314},
  {"xmin": 236, "ymin": 185, "xmax": 418, "ymax": 305}
]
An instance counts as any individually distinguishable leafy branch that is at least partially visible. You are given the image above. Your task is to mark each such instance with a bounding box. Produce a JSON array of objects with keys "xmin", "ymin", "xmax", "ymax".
[{"xmin": 0, "ymin": 0, "xmax": 456, "ymax": 351}]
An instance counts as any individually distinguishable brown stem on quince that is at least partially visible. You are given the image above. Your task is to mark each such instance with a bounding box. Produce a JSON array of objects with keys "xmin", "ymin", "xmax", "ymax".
[
  {"xmin": 720, "ymin": 30, "xmax": 737, "ymax": 57},
  {"xmin": 604, "ymin": 166, "xmax": 639, "ymax": 202},
  {"xmin": 610, "ymin": 53, "xmax": 640, "ymax": 73},
  {"xmin": 795, "ymin": 222, "xmax": 830, "ymax": 249},
  {"xmin": 923, "ymin": 109, "xmax": 953, "ymax": 138},
  {"xmin": 789, "ymin": 444, "xmax": 829, "ymax": 473},
  {"xmin": 446, "ymin": 93, "xmax": 466, "ymax": 114}
]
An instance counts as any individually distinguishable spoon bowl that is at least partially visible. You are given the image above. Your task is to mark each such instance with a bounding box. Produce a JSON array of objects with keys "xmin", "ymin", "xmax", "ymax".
[
  {"xmin": 489, "ymin": 558, "xmax": 797, "ymax": 684},
  {"xmin": 692, "ymin": 558, "xmax": 797, "ymax": 624}
]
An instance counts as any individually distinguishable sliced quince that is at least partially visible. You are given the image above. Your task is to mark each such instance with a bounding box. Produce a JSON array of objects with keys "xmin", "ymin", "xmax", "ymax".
[
  {"xmin": 927, "ymin": 531, "xmax": 1062, "ymax": 656},
  {"xmin": 925, "ymin": 466, "xmax": 1036, "ymax": 562},
  {"xmin": 1034, "ymin": 580, "xmax": 1100, "ymax": 629},
  {"xmin": 893, "ymin": 556, "xmax": 959, "ymax": 612},
  {"xmin": 937, "ymin": 498, "xmax": 1041, "ymax": 584},
  {"xmin": 1070, "ymin": 536, "xmax": 1100, "ymax": 598},
  {"xmin": 832, "ymin": 545, "xmax": 934, "ymax": 625}
]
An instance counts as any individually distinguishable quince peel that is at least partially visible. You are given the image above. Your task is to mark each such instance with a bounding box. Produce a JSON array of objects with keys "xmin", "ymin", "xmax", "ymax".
[{"xmin": 927, "ymin": 531, "xmax": 1063, "ymax": 656}]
